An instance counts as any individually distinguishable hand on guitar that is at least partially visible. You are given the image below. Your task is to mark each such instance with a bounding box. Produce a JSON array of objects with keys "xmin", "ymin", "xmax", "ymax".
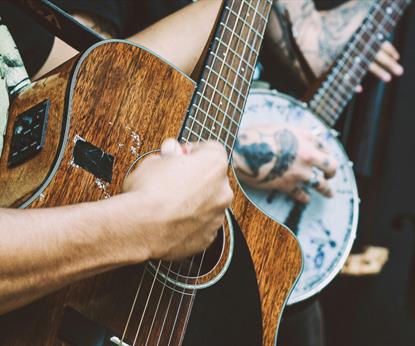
[
  {"xmin": 0, "ymin": 139, "xmax": 232, "ymax": 314},
  {"xmin": 120, "ymin": 138, "xmax": 233, "ymax": 261},
  {"xmin": 233, "ymin": 125, "xmax": 338, "ymax": 204}
]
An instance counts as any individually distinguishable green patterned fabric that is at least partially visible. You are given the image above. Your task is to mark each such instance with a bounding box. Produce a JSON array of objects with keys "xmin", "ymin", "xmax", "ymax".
[{"xmin": 0, "ymin": 21, "xmax": 29, "ymax": 158}]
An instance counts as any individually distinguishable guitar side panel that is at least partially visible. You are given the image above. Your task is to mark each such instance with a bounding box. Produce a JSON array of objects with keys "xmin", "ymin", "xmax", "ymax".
[{"xmin": 231, "ymin": 174, "xmax": 303, "ymax": 346}]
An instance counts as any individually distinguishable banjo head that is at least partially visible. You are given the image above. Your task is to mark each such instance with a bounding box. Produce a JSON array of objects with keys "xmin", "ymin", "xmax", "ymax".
[{"xmin": 234, "ymin": 89, "xmax": 359, "ymax": 304}]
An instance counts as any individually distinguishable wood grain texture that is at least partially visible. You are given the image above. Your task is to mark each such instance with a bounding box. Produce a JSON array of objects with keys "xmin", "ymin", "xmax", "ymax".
[
  {"xmin": 0, "ymin": 40, "xmax": 197, "ymax": 346},
  {"xmin": 0, "ymin": 57, "xmax": 77, "ymax": 207},
  {"xmin": 0, "ymin": 40, "xmax": 302, "ymax": 346},
  {"xmin": 230, "ymin": 172, "xmax": 302, "ymax": 346}
]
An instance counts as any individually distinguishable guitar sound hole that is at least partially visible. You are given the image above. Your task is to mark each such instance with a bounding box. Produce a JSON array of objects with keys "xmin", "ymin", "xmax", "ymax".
[{"xmin": 153, "ymin": 226, "xmax": 224, "ymax": 282}]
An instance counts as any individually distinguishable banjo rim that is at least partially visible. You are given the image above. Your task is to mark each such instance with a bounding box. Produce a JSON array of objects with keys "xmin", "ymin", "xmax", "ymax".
[{"xmin": 240, "ymin": 88, "xmax": 360, "ymax": 305}]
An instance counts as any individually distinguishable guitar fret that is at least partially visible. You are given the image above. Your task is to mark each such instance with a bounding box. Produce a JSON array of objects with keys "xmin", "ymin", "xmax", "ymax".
[
  {"xmin": 187, "ymin": 114, "xmax": 236, "ymax": 141},
  {"xmin": 192, "ymin": 103, "xmax": 239, "ymax": 128},
  {"xmin": 310, "ymin": 0, "xmax": 410, "ymax": 126},
  {"xmin": 213, "ymin": 1, "xmax": 259, "ymax": 152},
  {"xmin": 195, "ymin": 91, "xmax": 244, "ymax": 120},
  {"xmin": 185, "ymin": 125, "xmax": 234, "ymax": 151},
  {"xmin": 209, "ymin": 52, "xmax": 252, "ymax": 85},
  {"xmin": 182, "ymin": 125, "xmax": 233, "ymax": 152},
  {"xmin": 224, "ymin": 5, "xmax": 264, "ymax": 41},
  {"xmin": 201, "ymin": 70, "xmax": 249, "ymax": 101},
  {"xmin": 215, "ymin": 27, "xmax": 257, "ymax": 56},
  {"xmin": 213, "ymin": 34, "xmax": 256, "ymax": 75},
  {"xmin": 183, "ymin": 0, "xmax": 271, "ymax": 152},
  {"xmin": 244, "ymin": 0, "xmax": 268, "ymax": 23}
]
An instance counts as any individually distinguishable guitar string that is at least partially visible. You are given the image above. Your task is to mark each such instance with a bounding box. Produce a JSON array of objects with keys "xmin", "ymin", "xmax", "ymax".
[
  {"xmin": 214, "ymin": 0, "xmax": 265, "ymax": 154},
  {"xmin": 125, "ymin": 1, "xmax": 234, "ymax": 343},
  {"xmin": 171, "ymin": 0, "xmax": 272, "ymax": 342},
  {"xmin": 122, "ymin": 0, "xmax": 273, "ymax": 343},
  {"xmin": 311, "ymin": 0, "xmax": 378, "ymax": 121},
  {"xmin": 176, "ymin": 1, "xmax": 267, "ymax": 344},
  {"xmin": 157, "ymin": 2, "xmax": 241, "ymax": 344},
  {"xmin": 312, "ymin": 2, "xmax": 381, "ymax": 122},
  {"xmin": 120, "ymin": 266, "xmax": 147, "ymax": 342},
  {"xmin": 313, "ymin": 0, "xmax": 399, "ymax": 125},
  {"xmin": 130, "ymin": 261, "xmax": 164, "ymax": 345},
  {"xmin": 168, "ymin": 1, "xmax": 254, "ymax": 342},
  {"xmin": 322, "ymin": 0, "xmax": 400, "ymax": 122},
  {"xmin": 144, "ymin": 264, "xmax": 176, "ymax": 344},
  {"xmin": 153, "ymin": 262, "xmax": 193, "ymax": 345},
  {"xmin": 312, "ymin": 0, "xmax": 384, "ymax": 122},
  {"xmin": 168, "ymin": 2, "xmax": 249, "ymax": 344}
]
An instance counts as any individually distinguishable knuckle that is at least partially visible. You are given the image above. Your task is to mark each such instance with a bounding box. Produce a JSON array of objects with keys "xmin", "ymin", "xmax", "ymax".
[{"xmin": 301, "ymin": 152, "xmax": 313, "ymax": 165}]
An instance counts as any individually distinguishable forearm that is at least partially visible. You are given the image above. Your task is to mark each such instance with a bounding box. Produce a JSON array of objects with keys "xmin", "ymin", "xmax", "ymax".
[
  {"xmin": 128, "ymin": 0, "xmax": 222, "ymax": 75},
  {"xmin": 0, "ymin": 196, "xmax": 149, "ymax": 314},
  {"xmin": 34, "ymin": 0, "xmax": 222, "ymax": 79}
]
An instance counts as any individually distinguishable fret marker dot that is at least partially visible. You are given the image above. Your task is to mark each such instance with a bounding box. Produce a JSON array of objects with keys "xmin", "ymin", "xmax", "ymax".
[{"xmin": 386, "ymin": 7, "xmax": 393, "ymax": 14}]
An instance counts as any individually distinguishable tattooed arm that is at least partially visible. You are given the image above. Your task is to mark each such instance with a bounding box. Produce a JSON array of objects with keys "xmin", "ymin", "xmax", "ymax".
[
  {"xmin": 233, "ymin": 125, "xmax": 338, "ymax": 204},
  {"xmin": 266, "ymin": 0, "xmax": 403, "ymax": 84}
]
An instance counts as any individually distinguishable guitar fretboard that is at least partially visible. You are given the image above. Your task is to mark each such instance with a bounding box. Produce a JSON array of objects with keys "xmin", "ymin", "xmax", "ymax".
[
  {"xmin": 308, "ymin": 0, "xmax": 411, "ymax": 127},
  {"xmin": 180, "ymin": 0, "xmax": 272, "ymax": 157}
]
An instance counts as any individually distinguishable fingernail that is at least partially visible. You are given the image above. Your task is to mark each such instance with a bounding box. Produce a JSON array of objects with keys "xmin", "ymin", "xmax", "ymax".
[{"xmin": 396, "ymin": 66, "xmax": 404, "ymax": 75}]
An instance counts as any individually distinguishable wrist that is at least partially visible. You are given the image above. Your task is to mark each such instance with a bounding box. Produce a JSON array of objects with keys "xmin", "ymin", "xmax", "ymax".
[{"xmin": 95, "ymin": 192, "xmax": 158, "ymax": 265}]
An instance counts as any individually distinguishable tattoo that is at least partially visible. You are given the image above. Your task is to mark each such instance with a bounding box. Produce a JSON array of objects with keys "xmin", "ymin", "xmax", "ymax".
[
  {"xmin": 235, "ymin": 129, "xmax": 298, "ymax": 183},
  {"xmin": 276, "ymin": 0, "xmax": 372, "ymax": 76},
  {"xmin": 234, "ymin": 140, "xmax": 274, "ymax": 177},
  {"xmin": 317, "ymin": 1, "xmax": 371, "ymax": 70},
  {"xmin": 261, "ymin": 130, "xmax": 298, "ymax": 183}
]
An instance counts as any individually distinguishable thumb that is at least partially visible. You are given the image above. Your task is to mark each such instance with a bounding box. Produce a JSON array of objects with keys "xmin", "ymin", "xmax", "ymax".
[{"xmin": 160, "ymin": 138, "xmax": 183, "ymax": 156}]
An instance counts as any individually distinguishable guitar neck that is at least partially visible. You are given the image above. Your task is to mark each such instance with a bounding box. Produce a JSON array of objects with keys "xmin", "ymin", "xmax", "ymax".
[
  {"xmin": 180, "ymin": 0, "xmax": 272, "ymax": 158},
  {"xmin": 308, "ymin": 0, "xmax": 411, "ymax": 127}
]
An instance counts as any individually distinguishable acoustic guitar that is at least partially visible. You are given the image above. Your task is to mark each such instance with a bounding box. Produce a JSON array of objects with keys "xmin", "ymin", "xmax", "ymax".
[{"xmin": 0, "ymin": 0, "xmax": 302, "ymax": 345}]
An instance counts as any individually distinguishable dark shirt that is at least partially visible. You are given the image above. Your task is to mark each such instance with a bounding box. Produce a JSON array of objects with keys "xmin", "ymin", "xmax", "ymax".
[{"xmin": 1, "ymin": 0, "xmax": 191, "ymax": 77}]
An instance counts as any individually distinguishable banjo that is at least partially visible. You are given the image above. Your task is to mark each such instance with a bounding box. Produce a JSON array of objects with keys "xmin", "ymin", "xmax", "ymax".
[{"xmin": 234, "ymin": 0, "xmax": 412, "ymax": 304}]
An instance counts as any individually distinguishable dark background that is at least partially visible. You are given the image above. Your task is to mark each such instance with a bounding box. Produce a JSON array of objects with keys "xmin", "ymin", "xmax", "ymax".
[{"xmin": 313, "ymin": 2, "xmax": 415, "ymax": 345}]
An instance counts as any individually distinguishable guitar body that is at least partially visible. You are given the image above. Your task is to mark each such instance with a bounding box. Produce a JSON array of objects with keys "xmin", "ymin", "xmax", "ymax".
[{"xmin": 0, "ymin": 40, "xmax": 301, "ymax": 345}]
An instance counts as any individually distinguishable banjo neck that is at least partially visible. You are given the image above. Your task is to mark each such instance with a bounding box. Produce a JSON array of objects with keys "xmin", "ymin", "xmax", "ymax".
[
  {"xmin": 307, "ymin": 0, "xmax": 411, "ymax": 127},
  {"xmin": 181, "ymin": 0, "xmax": 272, "ymax": 158}
]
